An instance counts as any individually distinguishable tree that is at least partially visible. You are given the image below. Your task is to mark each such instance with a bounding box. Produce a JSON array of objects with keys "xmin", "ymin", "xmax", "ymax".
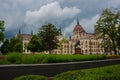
[
  {"xmin": 0, "ymin": 20, "xmax": 5, "ymax": 44},
  {"xmin": 38, "ymin": 23, "xmax": 61, "ymax": 54},
  {"xmin": 27, "ymin": 35, "xmax": 43, "ymax": 53},
  {"xmin": 13, "ymin": 42, "xmax": 23, "ymax": 52},
  {"xmin": 58, "ymin": 37, "xmax": 67, "ymax": 51},
  {"xmin": 116, "ymin": 25, "xmax": 120, "ymax": 49},
  {"xmin": 9, "ymin": 36, "xmax": 23, "ymax": 52},
  {"xmin": 1, "ymin": 36, "xmax": 23, "ymax": 53},
  {"xmin": 95, "ymin": 8, "xmax": 120, "ymax": 55},
  {"xmin": 1, "ymin": 39, "xmax": 10, "ymax": 54}
]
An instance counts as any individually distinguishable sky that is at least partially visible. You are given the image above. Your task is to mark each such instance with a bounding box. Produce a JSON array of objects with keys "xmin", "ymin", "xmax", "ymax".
[{"xmin": 0, "ymin": 0, "xmax": 120, "ymax": 38}]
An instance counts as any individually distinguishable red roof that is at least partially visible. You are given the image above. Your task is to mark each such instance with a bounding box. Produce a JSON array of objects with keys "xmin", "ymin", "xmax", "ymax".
[
  {"xmin": 89, "ymin": 34, "xmax": 95, "ymax": 39},
  {"xmin": 73, "ymin": 24, "xmax": 84, "ymax": 32},
  {"xmin": 18, "ymin": 34, "xmax": 32, "ymax": 41}
]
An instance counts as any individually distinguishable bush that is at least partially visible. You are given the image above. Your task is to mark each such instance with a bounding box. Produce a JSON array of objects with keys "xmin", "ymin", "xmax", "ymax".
[
  {"xmin": 40, "ymin": 54, "xmax": 106, "ymax": 63},
  {"xmin": 0, "ymin": 53, "xmax": 107, "ymax": 64},
  {"xmin": 6, "ymin": 52, "xmax": 22, "ymax": 64},
  {"xmin": 22, "ymin": 55, "xmax": 37, "ymax": 64},
  {"xmin": 14, "ymin": 75, "xmax": 47, "ymax": 80},
  {"xmin": 0, "ymin": 59, "xmax": 10, "ymax": 64},
  {"xmin": 53, "ymin": 64, "xmax": 120, "ymax": 80}
]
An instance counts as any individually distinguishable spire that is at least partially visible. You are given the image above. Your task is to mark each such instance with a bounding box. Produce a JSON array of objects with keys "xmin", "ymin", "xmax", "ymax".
[
  {"xmin": 77, "ymin": 18, "xmax": 79, "ymax": 25},
  {"xmin": 18, "ymin": 29, "xmax": 21, "ymax": 34},
  {"xmin": 31, "ymin": 30, "xmax": 33, "ymax": 35},
  {"xmin": 59, "ymin": 27, "xmax": 62, "ymax": 35}
]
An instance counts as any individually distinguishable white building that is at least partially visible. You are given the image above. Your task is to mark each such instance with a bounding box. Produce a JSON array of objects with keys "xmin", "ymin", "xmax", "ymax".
[
  {"xmin": 17, "ymin": 20, "xmax": 104, "ymax": 54},
  {"xmin": 53, "ymin": 20, "xmax": 103, "ymax": 54}
]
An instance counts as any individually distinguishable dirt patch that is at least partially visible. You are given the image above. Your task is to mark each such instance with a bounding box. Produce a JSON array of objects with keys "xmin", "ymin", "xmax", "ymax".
[{"xmin": 107, "ymin": 55, "xmax": 120, "ymax": 59}]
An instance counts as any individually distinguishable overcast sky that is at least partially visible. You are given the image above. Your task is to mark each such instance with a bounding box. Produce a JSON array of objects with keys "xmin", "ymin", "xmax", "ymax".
[{"xmin": 0, "ymin": 0, "xmax": 120, "ymax": 38}]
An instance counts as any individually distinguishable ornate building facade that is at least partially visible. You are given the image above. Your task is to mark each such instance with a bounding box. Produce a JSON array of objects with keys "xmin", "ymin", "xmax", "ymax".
[
  {"xmin": 53, "ymin": 20, "xmax": 103, "ymax": 54},
  {"xmin": 17, "ymin": 31, "xmax": 32, "ymax": 53},
  {"xmin": 17, "ymin": 19, "xmax": 104, "ymax": 54}
]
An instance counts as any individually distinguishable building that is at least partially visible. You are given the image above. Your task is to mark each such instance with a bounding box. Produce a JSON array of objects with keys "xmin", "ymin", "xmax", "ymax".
[
  {"xmin": 17, "ymin": 30, "xmax": 32, "ymax": 53},
  {"xmin": 17, "ymin": 19, "xmax": 104, "ymax": 54},
  {"xmin": 53, "ymin": 20, "xmax": 103, "ymax": 54}
]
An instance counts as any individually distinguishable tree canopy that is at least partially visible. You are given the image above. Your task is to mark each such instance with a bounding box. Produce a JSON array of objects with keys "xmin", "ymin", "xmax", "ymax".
[
  {"xmin": 1, "ymin": 39, "xmax": 10, "ymax": 54},
  {"xmin": 27, "ymin": 35, "xmax": 43, "ymax": 53},
  {"xmin": 0, "ymin": 20, "xmax": 5, "ymax": 43},
  {"xmin": 116, "ymin": 25, "xmax": 120, "ymax": 49},
  {"xmin": 38, "ymin": 23, "xmax": 61, "ymax": 54},
  {"xmin": 58, "ymin": 37, "xmax": 67, "ymax": 51},
  {"xmin": 1, "ymin": 36, "xmax": 23, "ymax": 54},
  {"xmin": 95, "ymin": 8, "xmax": 120, "ymax": 55}
]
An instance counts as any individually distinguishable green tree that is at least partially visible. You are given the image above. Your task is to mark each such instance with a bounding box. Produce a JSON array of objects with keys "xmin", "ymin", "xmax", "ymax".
[
  {"xmin": 9, "ymin": 36, "xmax": 23, "ymax": 52},
  {"xmin": 0, "ymin": 20, "xmax": 5, "ymax": 43},
  {"xmin": 38, "ymin": 23, "xmax": 61, "ymax": 54},
  {"xmin": 58, "ymin": 37, "xmax": 67, "ymax": 51},
  {"xmin": 27, "ymin": 35, "xmax": 43, "ymax": 53},
  {"xmin": 13, "ymin": 42, "xmax": 23, "ymax": 52},
  {"xmin": 95, "ymin": 8, "xmax": 120, "ymax": 55},
  {"xmin": 1, "ymin": 39, "xmax": 10, "ymax": 54},
  {"xmin": 116, "ymin": 25, "xmax": 120, "ymax": 49}
]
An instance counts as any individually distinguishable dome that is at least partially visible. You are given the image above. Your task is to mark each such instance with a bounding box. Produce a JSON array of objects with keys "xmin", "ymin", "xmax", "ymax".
[
  {"xmin": 73, "ymin": 24, "xmax": 84, "ymax": 32},
  {"xmin": 73, "ymin": 18, "xmax": 84, "ymax": 32}
]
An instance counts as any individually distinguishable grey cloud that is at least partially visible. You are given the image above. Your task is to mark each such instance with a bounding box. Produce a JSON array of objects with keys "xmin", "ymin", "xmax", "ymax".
[
  {"xmin": 0, "ymin": 0, "xmax": 120, "ymax": 38},
  {"xmin": 24, "ymin": 1, "xmax": 80, "ymax": 28}
]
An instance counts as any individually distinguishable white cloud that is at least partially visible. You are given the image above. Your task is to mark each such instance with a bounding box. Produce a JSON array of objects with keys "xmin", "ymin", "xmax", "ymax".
[
  {"xmin": 24, "ymin": 1, "xmax": 80, "ymax": 27},
  {"xmin": 0, "ymin": 0, "xmax": 120, "ymax": 38},
  {"xmin": 80, "ymin": 14, "xmax": 100, "ymax": 33},
  {"xmin": 63, "ymin": 20, "xmax": 76, "ymax": 36}
]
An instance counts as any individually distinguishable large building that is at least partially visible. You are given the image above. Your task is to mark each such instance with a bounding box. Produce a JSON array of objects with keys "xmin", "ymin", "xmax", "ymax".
[
  {"xmin": 17, "ymin": 31, "xmax": 32, "ymax": 53},
  {"xmin": 53, "ymin": 20, "xmax": 103, "ymax": 54},
  {"xmin": 18, "ymin": 19, "xmax": 104, "ymax": 54}
]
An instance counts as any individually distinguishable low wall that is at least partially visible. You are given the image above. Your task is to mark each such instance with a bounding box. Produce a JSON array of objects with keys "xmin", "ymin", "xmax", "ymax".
[{"xmin": 0, "ymin": 59, "xmax": 120, "ymax": 80}]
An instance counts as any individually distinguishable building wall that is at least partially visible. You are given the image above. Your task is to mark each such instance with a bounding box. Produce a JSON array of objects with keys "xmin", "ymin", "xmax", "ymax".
[{"xmin": 53, "ymin": 29, "xmax": 103, "ymax": 54}]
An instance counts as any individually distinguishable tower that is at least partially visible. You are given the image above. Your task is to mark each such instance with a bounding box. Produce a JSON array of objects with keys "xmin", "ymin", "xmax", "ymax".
[
  {"xmin": 77, "ymin": 18, "xmax": 79, "ymax": 25},
  {"xmin": 31, "ymin": 30, "xmax": 33, "ymax": 35},
  {"xmin": 18, "ymin": 29, "xmax": 21, "ymax": 34}
]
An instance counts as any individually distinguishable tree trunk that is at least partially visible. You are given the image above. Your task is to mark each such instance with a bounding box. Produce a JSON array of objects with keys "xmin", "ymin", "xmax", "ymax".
[
  {"xmin": 112, "ymin": 39, "xmax": 117, "ymax": 55},
  {"xmin": 49, "ymin": 50, "xmax": 51, "ymax": 54}
]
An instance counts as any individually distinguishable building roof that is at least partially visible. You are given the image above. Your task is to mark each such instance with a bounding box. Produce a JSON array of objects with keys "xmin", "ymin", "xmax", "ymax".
[
  {"xmin": 17, "ymin": 34, "xmax": 32, "ymax": 41},
  {"xmin": 88, "ymin": 34, "xmax": 95, "ymax": 39},
  {"xmin": 73, "ymin": 19, "xmax": 84, "ymax": 32}
]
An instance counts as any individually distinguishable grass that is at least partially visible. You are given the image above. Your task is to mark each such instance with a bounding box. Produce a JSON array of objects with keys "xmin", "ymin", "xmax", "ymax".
[
  {"xmin": 13, "ymin": 64, "xmax": 120, "ymax": 80},
  {"xmin": 0, "ymin": 52, "xmax": 107, "ymax": 64},
  {"xmin": 53, "ymin": 64, "xmax": 120, "ymax": 80},
  {"xmin": 13, "ymin": 75, "xmax": 47, "ymax": 80}
]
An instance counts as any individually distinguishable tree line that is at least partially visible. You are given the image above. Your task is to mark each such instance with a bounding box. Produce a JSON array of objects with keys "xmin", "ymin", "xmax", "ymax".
[
  {"xmin": 0, "ymin": 23, "xmax": 61, "ymax": 54},
  {"xmin": 0, "ymin": 8, "xmax": 120, "ymax": 55}
]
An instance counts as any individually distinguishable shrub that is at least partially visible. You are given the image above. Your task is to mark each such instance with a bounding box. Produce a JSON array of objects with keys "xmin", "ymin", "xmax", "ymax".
[
  {"xmin": 13, "ymin": 75, "xmax": 47, "ymax": 80},
  {"xmin": 6, "ymin": 52, "xmax": 22, "ymax": 64},
  {"xmin": 22, "ymin": 55, "xmax": 37, "ymax": 64},
  {"xmin": 0, "ymin": 59, "xmax": 10, "ymax": 64},
  {"xmin": 0, "ymin": 53, "xmax": 107, "ymax": 64}
]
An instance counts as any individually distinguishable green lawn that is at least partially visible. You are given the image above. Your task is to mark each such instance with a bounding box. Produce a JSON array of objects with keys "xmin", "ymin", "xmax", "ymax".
[
  {"xmin": 53, "ymin": 64, "xmax": 120, "ymax": 80},
  {"xmin": 0, "ymin": 52, "xmax": 106, "ymax": 64},
  {"xmin": 13, "ymin": 64, "xmax": 120, "ymax": 80}
]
